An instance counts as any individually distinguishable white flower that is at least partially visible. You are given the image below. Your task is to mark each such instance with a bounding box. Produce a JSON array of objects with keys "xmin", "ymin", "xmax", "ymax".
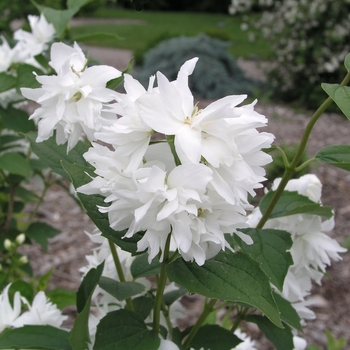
[
  {"xmin": 21, "ymin": 42, "xmax": 121, "ymax": 151},
  {"xmin": 95, "ymin": 74, "xmax": 156, "ymax": 172},
  {"xmin": 247, "ymin": 174, "xmax": 347, "ymax": 321},
  {"xmin": 13, "ymin": 14, "xmax": 55, "ymax": 59},
  {"xmin": 293, "ymin": 336, "xmax": 307, "ymax": 350},
  {"xmin": 0, "ymin": 284, "xmax": 22, "ymax": 332},
  {"xmin": 233, "ymin": 329, "xmax": 257, "ymax": 349},
  {"xmin": 11, "ymin": 292, "xmax": 67, "ymax": 328},
  {"xmin": 136, "ymin": 58, "xmax": 274, "ymax": 206},
  {"xmin": 0, "ymin": 36, "xmax": 14, "ymax": 72},
  {"xmin": 158, "ymin": 339, "xmax": 180, "ymax": 350}
]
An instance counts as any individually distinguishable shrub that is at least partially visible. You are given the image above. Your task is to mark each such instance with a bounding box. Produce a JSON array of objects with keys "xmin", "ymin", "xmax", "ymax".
[
  {"xmin": 136, "ymin": 34, "xmax": 263, "ymax": 99},
  {"xmin": 255, "ymin": 0, "xmax": 350, "ymax": 108}
]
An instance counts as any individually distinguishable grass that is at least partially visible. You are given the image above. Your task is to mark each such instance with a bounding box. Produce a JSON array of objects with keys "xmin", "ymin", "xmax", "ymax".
[{"xmin": 70, "ymin": 7, "xmax": 272, "ymax": 60}]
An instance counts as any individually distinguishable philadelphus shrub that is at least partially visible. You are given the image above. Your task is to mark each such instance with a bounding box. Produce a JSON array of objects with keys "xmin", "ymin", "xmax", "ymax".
[{"xmin": 3, "ymin": 21, "xmax": 348, "ymax": 348}]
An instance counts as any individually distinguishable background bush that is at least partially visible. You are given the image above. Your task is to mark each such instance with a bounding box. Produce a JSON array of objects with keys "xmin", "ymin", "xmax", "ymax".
[
  {"xmin": 254, "ymin": 0, "xmax": 350, "ymax": 109},
  {"xmin": 136, "ymin": 34, "xmax": 263, "ymax": 99}
]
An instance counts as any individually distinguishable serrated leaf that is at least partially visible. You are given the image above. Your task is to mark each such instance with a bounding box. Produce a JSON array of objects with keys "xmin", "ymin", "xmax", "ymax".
[
  {"xmin": 31, "ymin": 1, "xmax": 79, "ymax": 37},
  {"xmin": 131, "ymin": 253, "xmax": 161, "ymax": 279},
  {"xmin": 94, "ymin": 309, "xmax": 160, "ymax": 350},
  {"xmin": 76, "ymin": 261, "xmax": 104, "ymax": 313},
  {"xmin": 163, "ymin": 287, "xmax": 187, "ymax": 306},
  {"xmin": 26, "ymin": 131, "xmax": 90, "ymax": 180},
  {"xmin": 316, "ymin": 145, "xmax": 350, "ymax": 171},
  {"xmin": 235, "ymin": 228, "xmax": 293, "ymax": 291},
  {"xmin": 322, "ymin": 83, "xmax": 350, "ymax": 120},
  {"xmin": 107, "ymin": 58, "xmax": 134, "ymax": 90},
  {"xmin": 9, "ymin": 280, "xmax": 34, "ymax": 304},
  {"xmin": 0, "ymin": 106, "xmax": 34, "ymax": 133},
  {"xmin": 190, "ymin": 324, "xmax": 242, "ymax": 350},
  {"xmin": 0, "ymin": 73, "xmax": 16, "ymax": 92},
  {"xmin": 99, "ymin": 277, "xmax": 145, "ymax": 301},
  {"xmin": 167, "ymin": 252, "xmax": 283, "ymax": 328},
  {"xmin": 70, "ymin": 262, "xmax": 104, "ymax": 350},
  {"xmin": 61, "ymin": 162, "xmax": 142, "ymax": 254},
  {"xmin": 133, "ymin": 296, "xmax": 153, "ymax": 319},
  {"xmin": 46, "ymin": 288, "xmax": 77, "ymax": 309},
  {"xmin": 16, "ymin": 64, "xmax": 43, "ymax": 90},
  {"xmin": 0, "ymin": 325, "xmax": 71, "ymax": 349},
  {"xmin": 273, "ymin": 292, "xmax": 302, "ymax": 331},
  {"xmin": 26, "ymin": 222, "xmax": 60, "ymax": 252},
  {"xmin": 260, "ymin": 190, "xmax": 333, "ymax": 219},
  {"xmin": 246, "ymin": 315, "xmax": 294, "ymax": 350},
  {"xmin": 0, "ymin": 153, "xmax": 30, "ymax": 177}
]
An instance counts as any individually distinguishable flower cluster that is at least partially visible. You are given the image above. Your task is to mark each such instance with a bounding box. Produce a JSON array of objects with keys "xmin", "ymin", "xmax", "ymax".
[
  {"xmin": 70, "ymin": 54, "xmax": 275, "ymax": 265},
  {"xmin": 248, "ymin": 174, "xmax": 347, "ymax": 322},
  {"xmin": 0, "ymin": 14, "xmax": 55, "ymax": 108},
  {"xmin": 0, "ymin": 284, "xmax": 67, "ymax": 332}
]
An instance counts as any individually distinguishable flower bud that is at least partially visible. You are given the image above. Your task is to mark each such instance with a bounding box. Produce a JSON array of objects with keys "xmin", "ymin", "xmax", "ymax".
[
  {"xmin": 18, "ymin": 255, "xmax": 28, "ymax": 265},
  {"xmin": 16, "ymin": 233, "xmax": 26, "ymax": 245},
  {"xmin": 4, "ymin": 239, "xmax": 13, "ymax": 251}
]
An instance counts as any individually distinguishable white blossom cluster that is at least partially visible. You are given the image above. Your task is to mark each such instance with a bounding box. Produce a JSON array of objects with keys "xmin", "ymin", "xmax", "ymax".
[
  {"xmin": 248, "ymin": 174, "xmax": 347, "ymax": 322},
  {"xmin": 0, "ymin": 284, "xmax": 67, "ymax": 333},
  {"xmin": 22, "ymin": 41, "xmax": 274, "ymax": 266},
  {"xmin": 0, "ymin": 13, "xmax": 55, "ymax": 108},
  {"xmin": 228, "ymin": 0, "xmax": 273, "ymax": 15}
]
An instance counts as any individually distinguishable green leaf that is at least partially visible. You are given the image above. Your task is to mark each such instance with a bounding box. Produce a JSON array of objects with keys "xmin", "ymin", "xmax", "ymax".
[
  {"xmin": 131, "ymin": 253, "xmax": 161, "ymax": 279},
  {"xmin": 325, "ymin": 329, "xmax": 347, "ymax": 350},
  {"xmin": 133, "ymin": 296, "xmax": 153, "ymax": 320},
  {"xmin": 246, "ymin": 315, "xmax": 294, "ymax": 350},
  {"xmin": 15, "ymin": 186, "xmax": 40, "ymax": 203},
  {"xmin": 26, "ymin": 222, "xmax": 60, "ymax": 252},
  {"xmin": 26, "ymin": 131, "xmax": 90, "ymax": 180},
  {"xmin": 260, "ymin": 190, "xmax": 333, "ymax": 219},
  {"xmin": 167, "ymin": 252, "xmax": 283, "ymax": 328},
  {"xmin": 76, "ymin": 261, "xmax": 104, "ymax": 313},
  {"xmin": 322, "ymin": 83, "xmax": 350, "ymax": 120},
  {"xmin": 316, "ymin": 145, "xmax": 350, "ymax": 171},
  {"xmin": 46, "ymin": 288, "xmax": 77, "ymax": 309},
  {"xmin": 99, "ymin": 277, "xmax": 145, "ymax": 301},
  {"xmin": 0, "ymin": 73, "xmax": 16, "ymax": 92},
  {"xmin": 163, "ymin": 287, "xmax": 187, "ymax": 306},
  {"xmin": 9, "ymin": 280, "xmax": 34, "ymax": 304},
  {"xmin": 106, "ymin": 58, "xmax": 134, "ymax": 90},
  {"xmin": 190, "ymin": 324, "xmax": 242, "ymax": 350},
  {"xmin": 61, "ymin": 162, "xmax": 142, "ymax": 254},
  {"xmin": 345, "ymin": 53, "xmax": 350, "ymax": 72},
  {"xmin": 94, "ymin": 309, "xmax": 160, "ymax": 350},
  {"xmin": 0, "ymin": 106, "xmax": 34, "ymax": 133},
  {"xmin": 273, "ymin": 292, "xmax": 302, "ymax": 331},
  {"xmin": 0, "ymin": 153, "xmax": 31, "ymax": 177},
  {"xmin": 38, "ymin": 268, "xmax": 55, "ymax": 291},
  {"xmin": 70, "ymin": 262, "xmax": 104, "ymax": 350},
  {"xmin": 16, "ymin": 64, "xmax": 43, "ymax": 90},
  {"xmin": 0, "ymin": 325, "xmax": 71, "ymax": 349},
  {"xmin": 31, "ymin": 1, "xmax": 79, "ymax": 37},
  {"xmin": 235, "ymin": 228, "xmax": 293, "ymax": 291}
]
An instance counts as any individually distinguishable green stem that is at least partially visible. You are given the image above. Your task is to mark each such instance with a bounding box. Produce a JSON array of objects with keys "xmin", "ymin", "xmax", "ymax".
[
  {"xmin": 183, "ymin": 298, "xmax": 217, "ymax": 348},
  {"xmin": 294, "ymin": 157, "xmax": 317, "ymax": 173},
  {"xmin": 2, "ymin": 184, "xmax": 17, "ymax": 234},
  {"xmin": 230, "ymin": 307, "xmax": 249, "ymax": 333},
  {"xmin": 257, "ymin": 71, "xmax": 350, "ymax": 229},
  {"xmin": 166, "ymin": 135, "xmax": 181, "ymax": 166},
  {"xmin": 153, "ymin": 234, "xmax": 172, "ymax": 333},
  {"xmin": 108, "ymin": 239, "xmax": 134, "ymax": 311}
]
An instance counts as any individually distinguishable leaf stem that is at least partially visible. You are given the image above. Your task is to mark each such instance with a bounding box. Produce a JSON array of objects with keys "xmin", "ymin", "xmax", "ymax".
[
  {"xmin": 183, "ymin": 298, "xmax": 217, "ymax": 348},
  {"xmin": 108, "ymin": 239, "xmax": 134, "ymax": 311},
  {"xmin": 153, "ymin": 233, "xmax": 172, "ymax": 333},
  {"xmin": 230, "ymin": 307, "xmax": 249, "ymax": 333},
  {"xmin": 257, "ymin": 71, "xmax": 350, "ymax": 229}
]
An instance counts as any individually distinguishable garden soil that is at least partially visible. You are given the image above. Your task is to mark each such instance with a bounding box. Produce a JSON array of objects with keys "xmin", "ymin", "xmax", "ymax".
[{"xmin": 21, "ymin": 44, "xmax": 350, "ymax": 349}]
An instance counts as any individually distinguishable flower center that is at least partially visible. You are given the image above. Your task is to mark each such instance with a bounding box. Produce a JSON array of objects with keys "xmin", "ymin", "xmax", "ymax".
[{"xmin": 70, "ymin": 91, "xmax": 82, "ymax": 102}]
